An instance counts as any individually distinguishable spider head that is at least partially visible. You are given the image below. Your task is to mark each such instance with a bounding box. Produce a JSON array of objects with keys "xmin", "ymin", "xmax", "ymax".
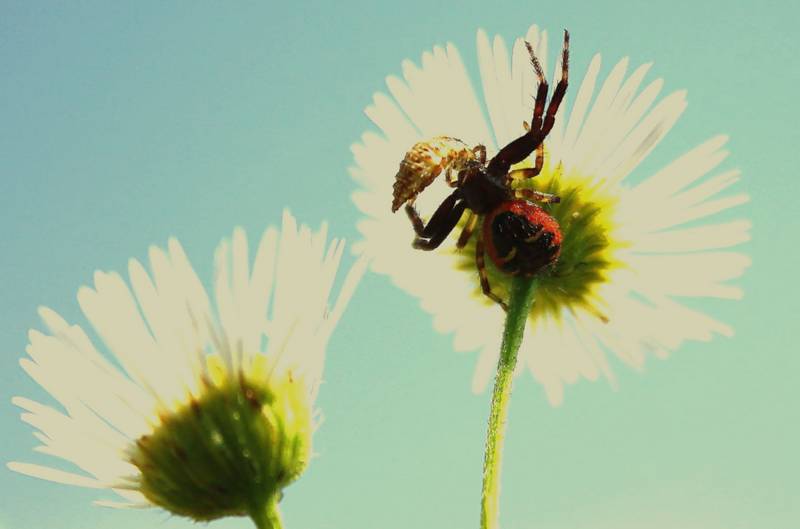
[{"xmin": 455, "ymin": 159, "xmax": 486, "ymax": 187}]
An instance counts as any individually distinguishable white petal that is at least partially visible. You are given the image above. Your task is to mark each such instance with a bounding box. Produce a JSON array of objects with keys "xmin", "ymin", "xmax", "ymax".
[
  {"xmin": 631, "ymin": 135, "xmax": 730, "ymax": 198},
  {"xmin": 556, "ymin": 54, "xmax": 601, "ymax": 160},
  {"xmin": 633, "ymin": 220, "xmax": 752, "ymax": 253},
  {"xmin": 77, "ymin": 272, "xmax": 169, "ymax": 401},
  {"xmin": 566, "ymin": 57, "xmax": 631, "ymax": 173},
  {"xmin": 602, "ymin": 90, "xmax": 687, "ymax": 185},
  {"xmin": 630, "ymin": 252, "xmax": 751, "ymax": 299},
  {"xmin": 94, "ymin": 499, "xmax": 151, "ymax": 509}
]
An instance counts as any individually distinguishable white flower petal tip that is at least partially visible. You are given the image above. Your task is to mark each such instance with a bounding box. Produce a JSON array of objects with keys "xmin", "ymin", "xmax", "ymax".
[
  {"xmin": 10, "ymin": 214, "xmax": 364, "ymax": 523},
  {"xmin": 350, "ymin": 23, "xmax": 750, "ymax": 405},
  {"xmin": 93, "ymin": 500, "xmax": 151, "ymax": 510}
]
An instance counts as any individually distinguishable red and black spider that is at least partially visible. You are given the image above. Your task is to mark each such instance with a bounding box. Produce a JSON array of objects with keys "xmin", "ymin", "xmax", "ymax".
[{"xmin": 391, "ymin": 30, "xmax": 570, "ymax": 311}]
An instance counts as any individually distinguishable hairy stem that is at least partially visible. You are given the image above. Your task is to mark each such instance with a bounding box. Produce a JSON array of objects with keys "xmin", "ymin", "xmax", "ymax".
[
  {"xmin": 480, "ymin": 276, "xmax": 538, "ymax": 529},
  {"xmin": 250, "ymin": 497, "xmax": 283, "ymax": 529}
]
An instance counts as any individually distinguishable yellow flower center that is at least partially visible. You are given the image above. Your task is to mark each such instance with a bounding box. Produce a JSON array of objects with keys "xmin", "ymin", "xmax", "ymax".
[{"xmin": 452, "ymin": 161, "xmax": 621, "ymax": 322}]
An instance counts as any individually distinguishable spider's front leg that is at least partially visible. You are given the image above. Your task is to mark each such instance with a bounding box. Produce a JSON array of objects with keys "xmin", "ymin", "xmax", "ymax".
[
  {"xmin": 485, "ymin": 30, "xmax": 570, "ymax": 180},
  {"xmin": 405, "ymin": 190, "xmax": 467, "ymax": 251},
  {"xmin": 541, "ymin": 30, "xmax": 569, "ymax": 135}
]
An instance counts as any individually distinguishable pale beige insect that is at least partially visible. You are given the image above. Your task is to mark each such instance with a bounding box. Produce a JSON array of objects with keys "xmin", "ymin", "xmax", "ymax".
[{"xmin": 391, "ymin": 136, "xmax": 484, "ymax": 212}]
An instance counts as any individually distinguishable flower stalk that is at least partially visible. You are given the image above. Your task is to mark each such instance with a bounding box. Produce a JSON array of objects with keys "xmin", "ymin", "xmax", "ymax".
[
  {"xmin": 250, "ymin": 497, "xmax": 283, "ymax": 529},
  {"xmin": 480, "ymin": 276, "xmax": 538, "ymax": 529}
]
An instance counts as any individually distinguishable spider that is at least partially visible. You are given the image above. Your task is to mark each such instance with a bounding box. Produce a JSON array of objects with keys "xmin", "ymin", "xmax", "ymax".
[{"xmin": 391, "ymin": 30, "xmax": 570, "ymax": 311}]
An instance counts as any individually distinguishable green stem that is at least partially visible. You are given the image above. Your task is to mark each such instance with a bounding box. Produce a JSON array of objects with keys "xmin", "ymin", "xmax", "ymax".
[
  {"xmin": 480, "ymin": 276, "xmax": 538, "ymax": 529},
  {"xmin": 250, "ymin": 497, "xmax": 283, "ymax": 529}
]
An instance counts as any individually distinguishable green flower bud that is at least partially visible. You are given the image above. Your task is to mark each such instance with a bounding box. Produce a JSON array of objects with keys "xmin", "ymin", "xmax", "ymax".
[{"xmin": 130, "ymin": 356, "xmax": 312, "ymax": 528}]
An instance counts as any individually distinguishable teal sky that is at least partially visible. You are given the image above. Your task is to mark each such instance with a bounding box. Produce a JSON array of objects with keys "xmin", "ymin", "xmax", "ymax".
[{"xmin": 1, "ymin": 2, "xmax": 797, "ymax": 529}]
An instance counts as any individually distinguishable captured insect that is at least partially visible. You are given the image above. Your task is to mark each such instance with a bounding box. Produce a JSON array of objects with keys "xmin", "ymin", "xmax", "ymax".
[{"xmin": 391, "ymin": 30, "xmax": 570, "ymax": 311}]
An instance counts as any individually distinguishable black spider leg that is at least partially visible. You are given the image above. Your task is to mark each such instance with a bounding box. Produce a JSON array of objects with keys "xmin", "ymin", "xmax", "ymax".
[
  {"xmin": 456, "ymin": 212, "xmax": 478, "ymax": 248},
  {"xmin": 485, "ymin": 30, "xmax": 570, "ymax": 180},
  {"xmin": 476, "ymin": 236, "xmax": 508, "ymax": 311},
  {"xmin": 508, "ymin": 143, "xmax": 544, "ymax": 181},
  {"xmin": 405, "ymin": 190, "xmax": 467, "ymax": 250},
  {"xmin": 541, "ymin": 30, "xmax": 569, "ymax": 137}
]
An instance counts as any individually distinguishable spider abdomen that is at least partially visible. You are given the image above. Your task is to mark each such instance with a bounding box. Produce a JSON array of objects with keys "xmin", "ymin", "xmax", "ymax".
[{"xmin": 483, "ymin": 200, "xmax": 562, "ymax": 276}]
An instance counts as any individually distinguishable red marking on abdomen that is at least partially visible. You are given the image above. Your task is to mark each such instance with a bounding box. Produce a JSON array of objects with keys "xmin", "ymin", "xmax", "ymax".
[{"xmin": 482, "ymin": 199, "xmax": 562, "ymax": 274}]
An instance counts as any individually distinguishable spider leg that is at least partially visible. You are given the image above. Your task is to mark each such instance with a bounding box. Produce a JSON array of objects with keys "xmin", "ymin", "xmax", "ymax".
[
  {"xmin": 508, "ymin": 168, "xmax": 537, "ymax": 180},
  {"xmin": 486, "ymin": 130, "xmax": 544, "ymax": 178},
  {"xmin": 542, "ymin": 30, "xmax": 569, "ymax": 136},
  {"xmin": 472, "ymin": 144, "xmax": 487, "ymax": 164},
  {"xmin": 456, "ymin": 212, "xmax": 478, "ymax": 248},
  {"xmin": 534, "ymin": 142, "xmax": 544, "ymax": 176},
  {"xmin": 514, "ymin": 188, "xmax": 561, "ymax": 203},
  {"xmin": 476, "ymin": 236, "xmax": 508, "ymax": 311},
  {"xmin": 507, "ymin": 143, "xmax": 545, "ymax": 182},
  {"xmin": 412, "ymin": 199, "xmax": 467, "ymax": 251},
  {"xmin": 485, "ymin": 42, "xmax": 550, "ymax": 179},
  {"xmin": 404, "ymin": 203, "xmax": 426, "ymax": 236},
  {"xmin": 405, "ymin": 190, "xmax": 460, "ymax": 238},
  {"xmin": 525, "ymin": 40, "xmax": 548, "ymax": 134}
]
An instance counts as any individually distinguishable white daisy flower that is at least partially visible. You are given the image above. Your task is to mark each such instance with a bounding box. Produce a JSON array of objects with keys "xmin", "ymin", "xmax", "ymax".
[
  {"xmin": 350, "ymin": 24, "xmax": 750, "ymax": 405},
  {"xmin": 8, "ymin": 211, "xmax": 367, "ymax": 529}
]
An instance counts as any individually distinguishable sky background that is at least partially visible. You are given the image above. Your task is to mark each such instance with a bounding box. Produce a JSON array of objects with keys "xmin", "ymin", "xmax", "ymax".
[{"xmin": 1, "ymin": 1, "xmax": 798, "ymax": 529}]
